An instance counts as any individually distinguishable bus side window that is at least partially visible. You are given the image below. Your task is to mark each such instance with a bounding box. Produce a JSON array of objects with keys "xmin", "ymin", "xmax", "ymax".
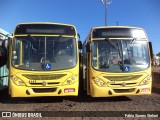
[{"xmin": 0, "ymin": 39, "xmax": 7, "ymax": 67}]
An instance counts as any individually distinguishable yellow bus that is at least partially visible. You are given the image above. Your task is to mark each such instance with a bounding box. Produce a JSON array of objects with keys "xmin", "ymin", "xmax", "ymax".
[
  {"xmin": 83, "ymin": 26, "xmax": 152, "ymax": 97},
  {"xmin": 6, "ymin": 22, "xmax": 82, "ymax": 97}
]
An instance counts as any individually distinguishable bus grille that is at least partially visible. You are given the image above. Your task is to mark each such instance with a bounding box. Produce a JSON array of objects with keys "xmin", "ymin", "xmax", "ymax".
[
  {"xmin": 103, "ymin": 75, "xmax": 142, "ymax": 81},
  {"xmin": 110, "ymin": 83, "xmax": 136, "ymax": 86},
  {"xmin": 22, "ymin": 74, "xmax": 67, "ymax": 80},
  {"xmin": 113, "ymin": 88, "xmax": 135, "ymax": 93},
  {"xmin": 29, "ymin": 82, "xmax": 60, "ymax": 85},
  {"xmin": 32, "ymin": 88, "xmax": 57, "ymax": 93}
]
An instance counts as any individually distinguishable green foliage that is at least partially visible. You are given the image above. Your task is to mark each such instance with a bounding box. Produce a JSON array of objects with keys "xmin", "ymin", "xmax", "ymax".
[{"xmin": 156, "ymin": 52, "xmax": 160, "ymax": 57}]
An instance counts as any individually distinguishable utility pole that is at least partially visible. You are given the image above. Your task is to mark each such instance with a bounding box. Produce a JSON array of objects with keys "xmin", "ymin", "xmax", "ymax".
[
  {"xmin": 116, "ymin": 21, "xmax": 119, "ymax": 26},
  {"xmin": 100, "ymin": 0, "xmax": 112, "ymax": 26}
]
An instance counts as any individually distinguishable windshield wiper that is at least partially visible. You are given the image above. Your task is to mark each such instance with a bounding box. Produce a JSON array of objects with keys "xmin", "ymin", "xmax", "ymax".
[
  {"xmin": 124, "ymin": 38, "xmax": 137, "ymax": 65},
  {"xmin": 56, "ymin": 34, "xmax": 63, "ymax": 41},
  {"xmin": 124, "ymin": 41, "xmax": 131, "ymax": 64},
  {"xmin": 130, "ymin": 38, "xmax": 137, "ymax": 44},
  {"xmin": 104, "ymin": 38, "xmax": 121, "ymax": 58},
  {"xmin": 105, "ymin": 38, "xmax": 119, "ymax": 50},
  {"xmin": 119, "ymin": 40, "xmax": 124, "ymax": 71}
]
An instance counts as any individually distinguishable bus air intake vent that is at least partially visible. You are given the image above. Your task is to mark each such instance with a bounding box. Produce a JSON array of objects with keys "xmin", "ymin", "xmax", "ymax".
[
  {"xmin": 110, "ymin": 83, "xmax": 136, "ymax": 86},
  {"xmin": 23, "ymin": 74, "xmax": 67, "ymax": 80},
  {"xmin": 113, "ymin": 88, "xmax": 135, "ymax": 93},
  {"xmin": 32, "ymin": 88, "xmax": 57, "ymax": 93},
  {"xmin": 29, "ymin": 82, "xmax": 60, "ymax": 85},
  {"xmin": 103, "ymin": 75, "xmax": 142, "ymax": 81}
]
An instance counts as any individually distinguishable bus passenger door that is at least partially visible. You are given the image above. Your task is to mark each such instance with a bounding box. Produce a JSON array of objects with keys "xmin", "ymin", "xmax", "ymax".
[{"xmin": 86, "ymin": 42, "xmax": 91, "ymax": 95}]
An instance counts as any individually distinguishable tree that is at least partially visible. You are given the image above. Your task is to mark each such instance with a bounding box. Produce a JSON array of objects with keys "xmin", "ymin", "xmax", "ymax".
[{"xmin": 156, "ymin": 52, "xmax": 160, "ymax": 57}]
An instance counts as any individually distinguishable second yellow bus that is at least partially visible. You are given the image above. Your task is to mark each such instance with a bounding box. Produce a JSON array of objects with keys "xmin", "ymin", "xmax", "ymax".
[{"xmin": 83, "ymin": 26, "xmax": 152, "ymax": 97}]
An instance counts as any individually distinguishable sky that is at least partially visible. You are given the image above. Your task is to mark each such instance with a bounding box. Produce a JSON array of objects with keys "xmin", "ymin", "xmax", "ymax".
[{"xmin": 0, "ymin": 0, "xmax": 160, "ymax": 54}]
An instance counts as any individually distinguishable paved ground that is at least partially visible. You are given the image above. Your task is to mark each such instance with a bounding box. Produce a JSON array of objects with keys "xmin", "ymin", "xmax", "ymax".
[
  {"xmin": 0, "ymin": 67, "xmax": 160, "ymax": 120},
  {"xmin": 0, "ymin": 87, "xmax": 160, "ymax": 120}
]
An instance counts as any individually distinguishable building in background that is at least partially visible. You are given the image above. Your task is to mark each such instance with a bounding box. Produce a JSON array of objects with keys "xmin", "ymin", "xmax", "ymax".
[{"xmin": 154, "ymin": 55, "xmax": 160, "ymax": 66}]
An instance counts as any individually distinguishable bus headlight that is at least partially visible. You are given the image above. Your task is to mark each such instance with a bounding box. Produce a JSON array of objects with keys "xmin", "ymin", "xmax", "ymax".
[
  {"xmin": 146, "ymin": 76, "xmax": 150, "ymax": 80},
  {"xmin": 140, "ymin": 76, "xmax": 151, "ymax": 85},
  {"xmin": 63, "ymin": 79, "xmax": 74, "ymax": 85},
  {"xmin": 11, "ymin": 75, "xmax": 25, "ymax": 86},
  {"xmin": 95, "ymin": 79, "xmax": 99, "ymax": 83},
  {"xmin": 94, "ymin": 78, "xmax": 107, "ymax": 87},
  {"xmin": 63, "ymin": 75, "xmax": 76, "ymax": 85}
]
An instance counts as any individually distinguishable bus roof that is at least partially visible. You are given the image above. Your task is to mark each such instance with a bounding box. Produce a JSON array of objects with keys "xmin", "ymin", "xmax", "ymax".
[
  {"xmin": 91, "ymin": 26, "xmax": 144, "ymax": 30},
  {"xmin": 15, "ymin": 22, "xmax": 76, "ymax": 28}
]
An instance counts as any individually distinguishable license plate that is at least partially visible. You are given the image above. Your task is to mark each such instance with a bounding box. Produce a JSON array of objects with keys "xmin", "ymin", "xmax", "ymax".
[
  {"xmin": 141, "ymin": 88, "xmax": 150, "ymax": 92},
  {"xmin": 64, "ymin": 88, "xmax": 75, "ymax": 93}
]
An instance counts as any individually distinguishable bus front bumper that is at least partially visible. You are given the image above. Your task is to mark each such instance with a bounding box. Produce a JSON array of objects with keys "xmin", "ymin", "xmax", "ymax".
[
  {"xmin": 90, "ymin": 83, "xmax": 152, "ymax": 97},
  {"xmin": 10, "ymin": 80, "xmax": 79, "ymax": 97}
]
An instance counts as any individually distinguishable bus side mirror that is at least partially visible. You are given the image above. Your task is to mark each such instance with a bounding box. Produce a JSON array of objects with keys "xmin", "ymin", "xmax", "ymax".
[
  {"xmin": 0, "ymin": 39, "xmax": 8, "ymax": 67},
  {"xmin": 149, "ymin": 42, "xmax": 153, "ymax": 60},
  {"xmin": 78, "ymin": 41, "xmax": 82, "ymax": 49},
  {"xmin": 78, "ymin": 33, "xmax": 82, "ymax": 49},
  {"xmin": 4, "ymin": 39, "xmax": 9, "ymax": 49}
]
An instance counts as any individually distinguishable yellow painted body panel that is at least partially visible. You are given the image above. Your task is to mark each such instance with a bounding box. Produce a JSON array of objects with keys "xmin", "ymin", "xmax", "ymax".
[
  {"xmin": 10, "ymin": 79, "xmax": 79, "ymax": 97},
  {"xmin": 89, "ymin": 67, "xmax": 152, "ymax": 97},
  {"xmin": 91, "ymin": 83, "xmax": 151, "ymax": 97},
  {"xmin": 9, "ymin": 65, "xmax": 79, "ymax": 97}
]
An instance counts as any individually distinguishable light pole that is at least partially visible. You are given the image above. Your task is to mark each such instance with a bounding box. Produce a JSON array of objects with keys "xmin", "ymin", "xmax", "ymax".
[
  {"xmin": 116, "ymin": 21, "xmax": 119, "ymax": 26},
  {"xmin": 100, "ymin": 0, "xmax": 112, "ymax": 26}
]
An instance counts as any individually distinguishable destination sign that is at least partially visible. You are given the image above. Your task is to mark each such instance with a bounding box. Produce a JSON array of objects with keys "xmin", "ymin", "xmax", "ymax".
[
  {"xmin": 15, "ymin": 24, "xmax": 76, "ymax": 36},
  {"xmin": 92, "ymin": 28, "xmax": 147, "ymax": 38}
]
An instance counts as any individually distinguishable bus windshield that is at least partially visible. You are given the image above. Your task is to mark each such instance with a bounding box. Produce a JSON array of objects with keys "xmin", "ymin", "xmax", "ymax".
[
  {"xmin": 92, "ymin": 39, "xmax": 150, "ymax": 72},
  {"xmin": 12, "ymin": 36, "xmax": 77, "ymax": 70}
]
